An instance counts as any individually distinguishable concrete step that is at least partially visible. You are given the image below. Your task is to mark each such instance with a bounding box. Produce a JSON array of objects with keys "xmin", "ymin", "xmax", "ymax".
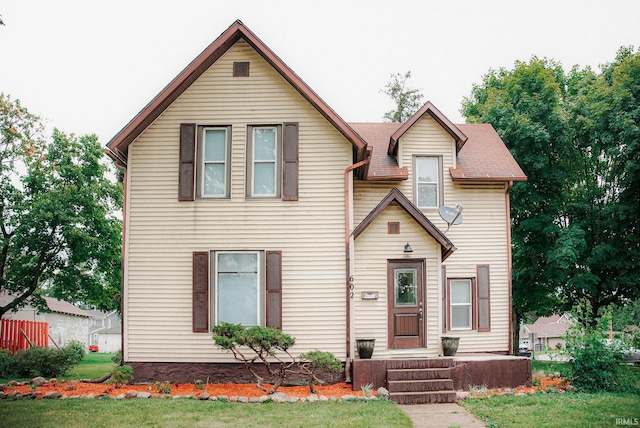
[
  {"xmin": 387, "ymin": 379, "xmax": 454, "ymax": 393},
  {"xmin": 387, "ymin": 367, "xmax": 453, "ymax": 381},
  {"xmin": 389, "ymin": 390, "xmax": 457, "ymax": 404},
  {"xmin": 385, "ymin": 358, "xmax": 454, "ymax": 370}
]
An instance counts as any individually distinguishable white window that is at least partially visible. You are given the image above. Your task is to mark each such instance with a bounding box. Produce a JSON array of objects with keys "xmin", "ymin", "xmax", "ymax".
[
  {"xmin": 248, "ymin": 126, "xmax": 281, "ymax": 197},
  {"xmin": 415, "ymin": 156, "xmax": 440, "ymax": 208},
  {"xmin": 450, "ymin": 279, "xmax": 472, "ymax": 329},
  {"xmin": 199, "ymin": 127, "xmax": 230, "ymax": 197},
  {"xmin": 214, "ymin": 251, "xmax": 262, "ymax": 326}
]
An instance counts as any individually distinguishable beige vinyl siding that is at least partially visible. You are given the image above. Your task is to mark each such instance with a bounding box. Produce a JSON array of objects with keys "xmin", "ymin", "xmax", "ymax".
[
  {"xmin": 353, "ymin": 115, "xmax": 511, "ymax": 354},
  {"xmin": 354, "ymin": 204, "xmax": 442, "ymax": 358},
  {"xmin": 124, "ymin": 40, "xmax": 351, "ymax": 362}
]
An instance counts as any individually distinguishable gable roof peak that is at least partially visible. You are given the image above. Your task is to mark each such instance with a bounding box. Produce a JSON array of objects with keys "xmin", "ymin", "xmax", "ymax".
[
  {"xmin": 388, "ymin": 101, "xmax": 468, "ymax": 156},
  {"xmin": 353, "ymin": 187, "xmax": 456, "ymax": 260},
  {"xmin": 106, "ymin": 20, "xmax": 367, "ymax": 164}
]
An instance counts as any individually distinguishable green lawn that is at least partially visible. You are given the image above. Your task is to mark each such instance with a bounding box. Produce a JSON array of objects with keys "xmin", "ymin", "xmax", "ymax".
[
  {"xmin": 0, "ymin": 352, "xmax": 117, "ymax": 384},
  {"xmin": 461, "ymin": 392, "xmax": 640, "ymax": 428},
  {"xmin": 462, "ymin": 360, "xmax": 640, "ymax": 427},
  {"xmin": 0, "ymin": 399, "xmax": 412, "ymax": 428}
]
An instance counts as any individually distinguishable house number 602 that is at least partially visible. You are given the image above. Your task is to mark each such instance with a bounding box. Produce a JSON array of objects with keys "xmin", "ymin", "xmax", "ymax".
[{"xmin": 349, "ymin": 276, "xmax": 355, "ymax": 298}]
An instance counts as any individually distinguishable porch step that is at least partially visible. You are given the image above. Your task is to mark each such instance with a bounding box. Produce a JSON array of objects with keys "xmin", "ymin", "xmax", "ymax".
[
  {"xmin": 386, "ymin": 359, "xmax": 456, "ymax": 404},
  {"xmin": 387, "ymin": 367, "xmax": 452, "ymax": 381},
  {"xmin": 387, "ymin": 379, "xmax": 454, "ymax": 393},
  {"xmin": 390, "ymin": 390, "xmax": 457, "ymax": 404}
]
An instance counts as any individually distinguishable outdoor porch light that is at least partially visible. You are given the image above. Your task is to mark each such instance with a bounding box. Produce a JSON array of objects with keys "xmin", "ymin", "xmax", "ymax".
[{"xmin": 404, "ymin": 242, "xmax": 413, "ymax": 253}]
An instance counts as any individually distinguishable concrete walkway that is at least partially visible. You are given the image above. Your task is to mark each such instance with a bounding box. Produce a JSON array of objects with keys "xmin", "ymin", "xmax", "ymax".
[{"xmin": 398, "ymin": 402, "xmax": 485, "ymax": 428}]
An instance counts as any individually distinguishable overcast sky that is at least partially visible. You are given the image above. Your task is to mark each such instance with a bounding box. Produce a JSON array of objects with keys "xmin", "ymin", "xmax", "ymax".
[{"xmin": 1, "ymin": 1, "xmax": 638, "ymax": 145}]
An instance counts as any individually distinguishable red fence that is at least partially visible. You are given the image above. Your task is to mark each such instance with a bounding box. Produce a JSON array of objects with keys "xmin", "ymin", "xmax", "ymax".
[{"xmin": 0, "ymin": 319, "xmax": 49, "ymax": 353}]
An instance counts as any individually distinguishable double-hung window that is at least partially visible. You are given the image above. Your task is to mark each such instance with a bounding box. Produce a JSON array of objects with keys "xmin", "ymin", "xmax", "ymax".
[
  {"xmin": 248, "ymin": 125, "xmax": 281, "ymax": 197},
  {"xmin": 214, "ymin": 251, "xmax": 262, "ymax": 326},
  {"xmin": 415, "ymin": 156, "xmax": 441, "ymax": 209},
  {"xmin": 450, "ymin": 279, "xmax": 472, "ymax": 330},
  {"xmin": 198, "ymin": 127, "xmax": 230, "ymax": 198}
]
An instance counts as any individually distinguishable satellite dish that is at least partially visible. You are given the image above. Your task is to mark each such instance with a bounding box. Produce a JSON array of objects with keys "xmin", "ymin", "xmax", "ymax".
[{"xmin": 438, "ymin": 204, "xmax": 464, "ymax": 234}]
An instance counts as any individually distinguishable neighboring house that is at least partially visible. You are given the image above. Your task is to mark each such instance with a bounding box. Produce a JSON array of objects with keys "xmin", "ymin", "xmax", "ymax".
[
  {"xmin": 0, "ymin": 294, "xmax": 92, "ymax": 348},
  {"xmin": 524, "ymin": 314, "xmax": 571, "ymax": 351},
  {"xmin": 105, "ymin": 21, "xmax": 527, "ymax": 390},
  {"xmin": 87, "ymin": 310, "xmax": 122, "ymax": 353}
]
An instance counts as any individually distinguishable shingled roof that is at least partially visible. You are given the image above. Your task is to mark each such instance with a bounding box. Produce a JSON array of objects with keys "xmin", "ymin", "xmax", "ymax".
[
  {"xmin": 351, "ymin": 117, "xmax": 526, "ymax": 183},
  {"xmin": 450, "ymin": 124, "xmax": 527, "ymax": 182}
]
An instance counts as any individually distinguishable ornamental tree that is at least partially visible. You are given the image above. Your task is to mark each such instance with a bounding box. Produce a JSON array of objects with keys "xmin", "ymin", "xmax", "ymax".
[{"xmin": 0, "ymin": 93, "xmax": 122, "ymax": 318}]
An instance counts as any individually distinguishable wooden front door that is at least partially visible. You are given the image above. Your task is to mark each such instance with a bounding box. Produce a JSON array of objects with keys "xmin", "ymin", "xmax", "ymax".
[{"xmin": 388, "ymin": 259, "xmax": 425, "ymax": 349}]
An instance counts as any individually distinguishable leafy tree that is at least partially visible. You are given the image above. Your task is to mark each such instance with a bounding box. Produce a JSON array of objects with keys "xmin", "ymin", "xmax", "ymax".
[
  {"xmin": 462, "ymin": 58, "xmax": 571, "ymax": 351},
  {"xmin": 381, "ymin": 71, "xmax": 424, "ymax": 122},
  {"xmin": 0, "ymin": 94, "xmax": 122, "ymax": 318},
  {"xmin": 462, "ymin": 49, "xmax": 640, "ymax": 348}
]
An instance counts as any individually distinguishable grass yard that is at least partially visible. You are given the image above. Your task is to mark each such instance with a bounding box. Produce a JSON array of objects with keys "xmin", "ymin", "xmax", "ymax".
[
  {"xmin": 0, "ymin": 399, "xmax": 412, "ymax": 428},
  {"xmin": 461, "ymin": 392, "xmax": 640, "ymax": 428},
  {"xmin": 461, "ymin": 360, "xmax": 640, "ymax": 427},
  {"xmin": 0, "ymin": 352, "xmax": 117, "ymax": 384}
]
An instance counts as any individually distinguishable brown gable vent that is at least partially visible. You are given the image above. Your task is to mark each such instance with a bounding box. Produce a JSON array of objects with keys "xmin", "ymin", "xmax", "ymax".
[{"xmin": 233, "ymin": 61, "xmax": 250, "ymax": 77}]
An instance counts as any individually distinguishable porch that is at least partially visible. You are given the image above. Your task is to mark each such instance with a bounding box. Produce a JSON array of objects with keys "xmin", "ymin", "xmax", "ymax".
[{"xmin": 351, "ymin": 353, "xmax": 531, "ymax": 404}]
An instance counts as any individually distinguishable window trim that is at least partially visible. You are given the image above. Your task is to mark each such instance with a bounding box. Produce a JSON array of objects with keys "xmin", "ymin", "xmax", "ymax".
[
  {"xmin": 211, "ymin": 250, "xmax": 265, "ymax": 327},
  {"xmin": 246, "ymin": 125, "xmax": 282, "ymax": 198},
  {"xmin": 448, "ymin": 277, "xmax": 475, "ymax": 331},
  {"xmin": 197, "ymin": 126, "xmax": 231, "ymax": 198},
  {"xmin": 413, "ymin": 155, "xmax": 443, "ymax": 209}
]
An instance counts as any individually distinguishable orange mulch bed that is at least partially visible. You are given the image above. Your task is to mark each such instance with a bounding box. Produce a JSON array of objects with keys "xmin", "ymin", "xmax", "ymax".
[
  {"xmin": 469, "ymin": 376, "xmax": 572, "ymax": 398},
  {"xmin": 10, "ymin": 381, "xmax": 361, "ymax": 399}
]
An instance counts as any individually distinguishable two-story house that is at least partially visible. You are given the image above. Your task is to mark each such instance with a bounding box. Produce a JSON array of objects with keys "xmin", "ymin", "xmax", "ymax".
[{"xmin": 105, "ymin": 20, "xmax": 528, "ymax": 402}]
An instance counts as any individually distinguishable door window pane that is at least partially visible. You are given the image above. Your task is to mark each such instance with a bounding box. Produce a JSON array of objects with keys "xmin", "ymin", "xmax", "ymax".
[
  {"xmin": 395, "ymin": 268, "xmax": 417, "ymax": 306},
  {"xmin": 217, "ymin": 253, "xmax": 259, "ymax": 326}
]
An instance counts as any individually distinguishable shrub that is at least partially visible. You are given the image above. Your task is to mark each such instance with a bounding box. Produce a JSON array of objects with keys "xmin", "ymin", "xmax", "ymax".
[
  {"xmin": 0, "ymin": 349, "xmax": 19, "ymax": 378},
  {"xmin": 298, "ymin": 350, "xmax": 342, "ymax": 393},
  {"xmin": 10, "ymin": 341, "xmax": 85, "ymax": 378},
  {"xmin": 106, "ymin": 364, "xmax": 133, "ymax": 387},
  {"xmin": 111, "ymin": 350, "xmax": 122, "ymax": 364},
  {"xmin": 562, "ymin": 302, "xmax": 636, "ymax": 393},
  {"xmin": 212, "ymin": 322, "xmax": 296, "ymax": 393},
  {"xmin": 212, "ymin": 323, "xmax": 343, "ymax": 394}
]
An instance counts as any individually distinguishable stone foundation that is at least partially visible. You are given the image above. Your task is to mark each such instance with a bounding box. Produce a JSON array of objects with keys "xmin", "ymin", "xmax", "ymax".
[{"xmin": 126, "ymin": 361, "xmax": 345, "ymax": 386}]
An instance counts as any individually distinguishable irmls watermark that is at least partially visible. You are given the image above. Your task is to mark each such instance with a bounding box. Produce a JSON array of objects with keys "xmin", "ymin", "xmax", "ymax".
[{"xmin": 615, "ymin": 418, "xmax": 639, "ymax": 426}]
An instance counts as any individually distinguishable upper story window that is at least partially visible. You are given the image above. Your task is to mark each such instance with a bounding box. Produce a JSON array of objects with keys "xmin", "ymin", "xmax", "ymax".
[
  {"xmin": 414, "ymin": 156, "xmax": 442, "ymax": 209},
  {"xmin": 197, "ymin": 126, "xmax": 231, "ymax": 198},
  {"xmin": 179, "ymin": 122, "xmax": 298, "ymax": 202},
  {"xmin": 247, "ymin": 125, "xmax": 282, "ymax": 198}
]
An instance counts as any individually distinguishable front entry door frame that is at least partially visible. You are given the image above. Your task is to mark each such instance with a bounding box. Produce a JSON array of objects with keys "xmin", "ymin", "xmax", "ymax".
[{"xmin": 387, "ymin": 259, "xmax": 426, "ymax": 349}]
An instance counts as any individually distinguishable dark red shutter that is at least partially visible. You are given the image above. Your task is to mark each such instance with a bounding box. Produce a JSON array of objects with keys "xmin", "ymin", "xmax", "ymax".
[
  {"xmin": 265, "ymin": 251, "xmax": 282, "ymax": 329},
  {"xmin": 442, "ymin": 266, "xmax": 448, "ymax": 333},
  {"xmin": 282, "ymin": 122, "xmax": 299, "ymax": 201},
  {"xmin": 179, "ymin": 123, "xmax": 196, "ymax": 201},
  {"xmin": 192, "ymin": 251, "xmax": 209, "ymax": 332},
  {"xmin": 477, "ymin": 265, "xmax": 491, "ymax": 332}
]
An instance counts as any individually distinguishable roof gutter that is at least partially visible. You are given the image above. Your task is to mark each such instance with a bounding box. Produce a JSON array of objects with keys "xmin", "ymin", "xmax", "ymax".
[{"xmin": 343, "ymin": 153, "xmax": 371, "ymax": 383}]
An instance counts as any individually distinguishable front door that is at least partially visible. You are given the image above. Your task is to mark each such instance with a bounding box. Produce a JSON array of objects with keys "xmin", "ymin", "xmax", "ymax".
[{"xmin": 388, "ymin": 259, "xmax": 425, "ymax": 348}]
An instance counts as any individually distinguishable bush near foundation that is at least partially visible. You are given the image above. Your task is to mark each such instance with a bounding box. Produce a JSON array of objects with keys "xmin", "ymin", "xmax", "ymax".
[
  {"xmin": 0, "ymin": 340, "xmax": 85, "ymax": 378},
  {"xmin": 212, "ymin": 322, "xmax": 341, "ymax": 394}
]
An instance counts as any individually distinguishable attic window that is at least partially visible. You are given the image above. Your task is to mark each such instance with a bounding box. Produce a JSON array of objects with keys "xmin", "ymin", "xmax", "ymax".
[
  {"xmin": 233, "ymin": 61, "xmax": 250, "ymax": 77},
  {"xmin": 388, "ymin": 222, "xmax": 400, "ymax": 234}
]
